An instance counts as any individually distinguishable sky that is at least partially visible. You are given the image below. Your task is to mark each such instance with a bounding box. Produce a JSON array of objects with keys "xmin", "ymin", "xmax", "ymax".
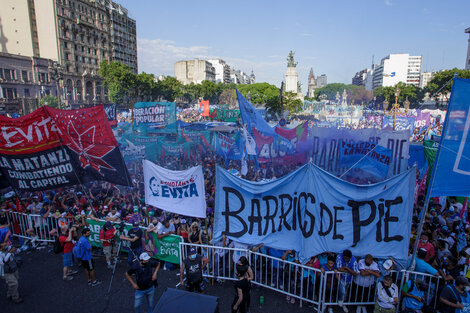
[{"xmin": 116, "ymin": 0, "xmax": 469, "ymax": 88}]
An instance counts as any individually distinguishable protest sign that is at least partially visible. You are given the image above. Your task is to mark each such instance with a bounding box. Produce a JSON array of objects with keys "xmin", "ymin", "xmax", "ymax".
[
  {"xmin": 0, "ymin": 106, "xmax": 131, "ymax": 190},
  {"xmin": 430, "ymin": 78, "xmax": 470, "ymax": 196},
  {"xmin": 103, "ymin": 103, "xmax": 117, "ymax": 121},
  {"xmin": 415, "ymin": 110, "xmax": 430, "ymax": 128},
  {"xmin": 134, "ymin": 102, "xmax": 176, "ymax": 129},
  {"xmin": 215, "ymin": 132, "xmax": 235, "ymax": 158},
  {"xmin": 213, "ymin": 163, "xmax": 414, "ymax": 261},
  {"xmin": 339, "ymin": 141, "xmax": 392, "ymax": 180},
  {"xmin": 87, "ymin": 219, "xmax": 181, "ymax": 264},
  {"xmin": 308, "ymin": 127, "xmax": 409, "ymax": 178},
  {"xmin": 383, "ymin": 116, "xmax": 415, "ymax": 136},
  {"xmin": 143, "ymin": 160, "xmax": 206, "ymax": 218}
]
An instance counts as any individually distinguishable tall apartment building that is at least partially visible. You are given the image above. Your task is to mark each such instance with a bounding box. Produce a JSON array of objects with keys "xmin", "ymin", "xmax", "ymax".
[
  {"xmin": 372, "ymin": 53, "xmax": 422, "ymax": 89},
  {"xmin": 207, "ymin": 59, "xmax": 230, "ymax": 84},
  {"xmin": 466, "ymin": 27, "xmax": 470, "ymax": 70},
  {"xmin": 352, "ymin": 68, "xmax": 374, "ymax": 91},
  {"xmin": 419, "ymin": 72, "xmax": 435, "ymax": 89},
  {"xmin": 0, "ymin": 0, "xmax": 137, "ymax": 108},
  {"xmin": 315, "ymin": 74, "xmax": 327, "ymax": 88},
  {"xmin": 174, "ymin": 59, "xmax": 216, "ymax": 84}
]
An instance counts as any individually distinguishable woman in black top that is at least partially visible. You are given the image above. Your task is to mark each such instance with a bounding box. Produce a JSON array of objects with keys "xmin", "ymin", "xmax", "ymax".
[{"xmin": 232, "ymin": 264, "xmax": 251, "ymax": 313}]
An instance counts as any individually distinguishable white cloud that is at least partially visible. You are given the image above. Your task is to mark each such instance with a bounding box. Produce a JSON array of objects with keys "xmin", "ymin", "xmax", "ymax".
[
  {"xmin": 385, "ymin": 0, "xmax": 392, "ymax": 6},
  {"xmin": 137, "ymin": 37, "xmax": 285, "ymax": 85}
]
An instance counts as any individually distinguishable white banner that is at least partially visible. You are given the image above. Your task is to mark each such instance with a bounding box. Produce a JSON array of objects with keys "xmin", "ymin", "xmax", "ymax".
[{"xmin": 143, "ymin": 160, "xmax": 206, "ymax": 218}]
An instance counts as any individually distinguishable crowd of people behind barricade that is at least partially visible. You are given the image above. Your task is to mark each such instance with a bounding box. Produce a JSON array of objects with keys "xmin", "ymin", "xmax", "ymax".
[{"xmin": 0, "ymin": 144, "xmax": 469, "ymax": 313}]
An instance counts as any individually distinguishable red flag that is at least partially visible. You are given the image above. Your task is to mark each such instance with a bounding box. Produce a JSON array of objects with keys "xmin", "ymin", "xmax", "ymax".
[
  {"xmin": 209, "ymin": 108, "xmax": 218, "ymax": 121},
  {"xmin": 200, "ymin": 100, "xmax": 210, "ymax": 117}
]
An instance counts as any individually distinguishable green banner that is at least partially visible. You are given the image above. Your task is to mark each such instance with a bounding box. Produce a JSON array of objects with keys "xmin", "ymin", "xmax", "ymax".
[{"xmin": 86, "ymin": 219, "xmax": 182, "ymax": 264}]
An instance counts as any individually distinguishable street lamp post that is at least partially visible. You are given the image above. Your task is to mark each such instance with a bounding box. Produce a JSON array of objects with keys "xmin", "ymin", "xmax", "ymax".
[{"xmin": 391, "ymin": 87, "xmax": 401, "ymax": 130}]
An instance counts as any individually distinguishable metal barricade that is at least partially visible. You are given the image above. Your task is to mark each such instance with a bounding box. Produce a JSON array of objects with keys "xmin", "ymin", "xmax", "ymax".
[
  {"xmin": 249, "ymin": 251, "xmax": 323, "ymax": 311},
  {"xmin": 401, "ymin": 269, "xmax": 444, "ymax": 309},
  {"xmin": 3, "ymin": 210, "xmax": 73, "ymax": 243},
  {"xmin": 179, "ymin": 242, "xmax": 247, "ymax": 282}
]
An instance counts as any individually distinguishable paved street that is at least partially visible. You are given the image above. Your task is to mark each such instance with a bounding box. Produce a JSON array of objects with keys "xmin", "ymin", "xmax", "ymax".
[{"xmin": 0, "ymin": 246, "xmax": 315, "ymax": 313}]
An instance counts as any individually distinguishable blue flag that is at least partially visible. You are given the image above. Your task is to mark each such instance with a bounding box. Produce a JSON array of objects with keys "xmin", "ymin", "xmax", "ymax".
[
  {"xmin": 431, "ymin": 78, "xmax": 470, "ymax": 196},
  {"xmin": 236, "ymin": 90, "xmax": 294, "ymax": 156},
  {"xmin": 340, "ymin": 141, "xmax": 392, "ymax": 180}
]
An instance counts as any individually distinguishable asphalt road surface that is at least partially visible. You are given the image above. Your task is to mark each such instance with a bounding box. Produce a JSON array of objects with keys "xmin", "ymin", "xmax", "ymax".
[{"xmin": 0, "ymin": 245, "xmax": 316, "ymax": 313}]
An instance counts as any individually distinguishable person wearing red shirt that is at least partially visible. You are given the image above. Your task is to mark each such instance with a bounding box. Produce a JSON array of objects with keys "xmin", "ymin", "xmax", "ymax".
[
  {"xmin": 100, "ymin": 221, "xmax": 116, "ymax": 269},
  {"xmin": 59, "ymin": 225, "xmax": 78, "ymax": 281},
  {"xmin": 417, "ymin": 233, "xmax": 435, "ymax": 263}
]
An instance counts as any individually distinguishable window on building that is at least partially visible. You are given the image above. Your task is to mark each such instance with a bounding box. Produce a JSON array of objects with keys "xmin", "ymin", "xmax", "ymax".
[
  {"xmin": 24, "ymin": 89, "xmax": 30, "ymax": 97},
  {"xmin": 22, "ymin": 70, "xmax": 28, "ymax": 82},
  {"xmin": 0, "ymin": 68, "xmax": 3, "ymax": 79},
  {"xmin": 64, "ymin": 42, "xmax": 68, "ymax": 49},
  {"xmin": 39, "ymin": 73, "xmax": 46, "ymax": 82},
  {"xmin": 4, "ymin": 69, "xmax": 12, "ymax": 80}
]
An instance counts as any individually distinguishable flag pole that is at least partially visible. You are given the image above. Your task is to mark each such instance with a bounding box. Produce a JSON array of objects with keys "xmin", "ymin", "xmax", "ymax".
[{"xmin": 412, "ymin": 73, "xmax": 458, "ymax": 258}]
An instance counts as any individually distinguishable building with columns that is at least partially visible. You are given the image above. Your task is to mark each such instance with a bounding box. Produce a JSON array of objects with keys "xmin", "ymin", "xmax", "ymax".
[{"xmin": 0, "ymin": 0, "xmax": 137, "ymax": 109}]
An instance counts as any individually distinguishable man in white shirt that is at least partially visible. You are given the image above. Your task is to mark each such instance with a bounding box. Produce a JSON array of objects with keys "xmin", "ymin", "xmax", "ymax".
[
  {"xmin": 105, "ymin": 206, "xmax": 121, "ymax": 222},
  {"xmin": 354, "ymin": 254, "xmax": 380, "ymax": 313},
  {"xmin": 375, "ymin": 275, "xmax": 398, "ymax": 313}
]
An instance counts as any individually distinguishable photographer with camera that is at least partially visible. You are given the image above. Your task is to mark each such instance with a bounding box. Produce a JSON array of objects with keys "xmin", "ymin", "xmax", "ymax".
[
  {"xmin": 58, "ymin": 225, "xmax": 78, "ymax": 281},
  {"xmin": 0, "ymin": 243, "xmax": 22, "ymax": 303},
  {"xmin": 120, "ymin": 221, "xmax": 143, "ymax": 266},
  {"xmin": 100, "ymin": 221, "xmax": 117, "ymax": 269},
  {"xmin": 125, "ymin": 252, "xmax": 160, "ymax": 313}
]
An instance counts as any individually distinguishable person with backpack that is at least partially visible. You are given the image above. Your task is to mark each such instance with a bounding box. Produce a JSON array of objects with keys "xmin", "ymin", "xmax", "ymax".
[
  {"xmin": 402, "ymin": 279, "xmax": 428, "ymax": 312},
  {"xmin": 0, "ymin": 243, "xmax": 22, "ymax": 303},
  {"xmin": 440, "ymin": 276, "xmax": 470, "ymax": 313},
  {"xmin": 58, "ymin": 225, "xmax": 78, "ymax": 281},
  {"xmin": 125, "ymin": 252, "xmax": 160, "ymax": 313},
  {"xmin": 75, "ymin": 228, "xmax": 102, "ymax": 287}
]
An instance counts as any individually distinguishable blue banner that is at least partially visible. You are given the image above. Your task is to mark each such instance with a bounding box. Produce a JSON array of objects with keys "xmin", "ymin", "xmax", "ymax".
[
  {"xmin": 339, "ymin": 141, "xmax": 392, "ymax": 180},
  {"xmin": 431, "ymin": 78, "xmax": 470, "ymax": 196},
  {"xmin": 215, "ymin": 132, "xmax": 235, "ymax": 158},
  {"xmin": 213, "ymin": 163, "xmax": 415, "ymax": 261},
  {"xmin": 383, "ymin": 116, "xmax": 415, "ymax": 136}
]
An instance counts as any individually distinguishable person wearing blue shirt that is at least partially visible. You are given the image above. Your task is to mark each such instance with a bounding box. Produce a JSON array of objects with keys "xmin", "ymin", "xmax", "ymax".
[
  {"xmin": 79, "ymin": 228, "xmax": 101, "ymax": 287},
  {"xmin": 336, "ymin": 250, "xmax": 359, "ymax": 313},
  {"xmin": 402, "ymin": 279, "xmax": 427, "ymax": 311},
  {"xmin": 409, "ymin": 248, "xmax": 439, "ymax": 277},
  {"xmin": 268, "ymin": 247, "xmax": 285, "ymax": 289}
]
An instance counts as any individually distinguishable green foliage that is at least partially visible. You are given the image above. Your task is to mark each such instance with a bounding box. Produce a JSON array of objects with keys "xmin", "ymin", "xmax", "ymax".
[
  {"xmin": 156, "ymin": 76, "xmax": 183, "ymax": 102},
  {"xmin": 39, "ymin": 95, "xmax": 59, "ymax": 108},
  {"xmin": 283, "ymin": 91, "xmax": 303, "ymax": 115},
  {"xmin": 425, "ymin": 68, "xmax": 470, "ymax": 101},
  {"xmin": 374, "ymin": 82, "xmax": 424, "ymax": 107},
  {"xmin": 237, "ymin": 83, "xmax": 282, "ymax": 114},
  {"xmin": 314, "ymin": 83, "xmax": 359, "ymax": 101},
  {"xmin": 348, "ymin": 87, "xmax": 374, "ymax": 105},
  {"xmin": 98, "ymin": 60, "xmax": 136, "ymax": 105}
]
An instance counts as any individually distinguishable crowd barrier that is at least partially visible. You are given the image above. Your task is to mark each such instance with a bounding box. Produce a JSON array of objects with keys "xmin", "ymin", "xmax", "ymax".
[
  {"xmin": 0, "ymin": 211, "xmax": 453, "ymax": 312},
  {"xmin": 178, "ymin": 243, "xmax": 452, "ymax": 312}
]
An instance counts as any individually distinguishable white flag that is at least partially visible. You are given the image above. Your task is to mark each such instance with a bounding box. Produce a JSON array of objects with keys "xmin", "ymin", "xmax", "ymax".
[
  {"xmin": 143, "ymin": 160, "xmax": 206, "ymax": 218},
  {"xmin": 243, "ymin": 126, "xmax": 257, "ymax": 155}
]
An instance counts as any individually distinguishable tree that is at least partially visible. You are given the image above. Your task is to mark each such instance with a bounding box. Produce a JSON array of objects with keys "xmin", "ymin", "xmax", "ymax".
[
  {"xmin": 237, "ymin": 82, "xmax": 282, "ymax": 115},
  {"xmin": 156, "ymin": 76, "xmax": 183, "ymax": 102},
  {"xmin": 134, "ymin": 72, "xmax": 158, "ymax": 102},
  {"xmin": 349, "ymin": 86, "xmax": 374, "ymax": 105},
  {"xmin": 39, "ymin": 95, "xmax": 59, "ymax": 108},
  {"xmin": 283, "ymin": 92, "xmax": 303, "ymax": 115},
  {"xmin": 314, "ymin": 83, "xmax": 359, "ymax": 101},
  {"xmin": 200, "ymin": 80, "xmax": 222, "ymax": 103},
  {"xmin": 425, "ymin": 68, "xmax": 470, "ymax": 105},
  {"xmin": 374, "ymin": 86, "xmax": 396, "ymax": 103},
  {"xmin": 98, "ymin": 60, "xmax": 136, "ymax": 106}
]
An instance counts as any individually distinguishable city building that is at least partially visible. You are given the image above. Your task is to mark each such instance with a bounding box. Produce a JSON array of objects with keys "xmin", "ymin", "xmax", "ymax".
[
  {"xmin": 108, "ymin": 1, "xmax": 138, "ymax": 74},
  {"xmin": 307, "ymin": 68, "xmax": 316, "ymax": 98},
  {"xmin": 466, "ymin": 27, "xmax": 470, "ymax": 70},
  {"xmin": 229, "ymin": 68, "xmax": 250, "ymax": 84},
  {"xmin": 352, "ymin": 68, "xmax": 374, "ymax": 90},
  {"xmin": 372, "ymin": 53, "xmax": 422, "ymax": 89},
  {"xmin": 0, "ymin": 0, "xmax": 138, "ymax": 109},
  {"xmin": 174, "ymin": 58, "xmax": 216, "ymax": 84},
  {"xmin": 207, "ymin": 59, "xmax": 230, "ymax": 84},
  {"xmin": 316, "ymin": 74, "xmax": 327, "ymax": 88},
  {"xmin": 249, "ymin": 70, "xmax": 256, "ymax": 84},
  {"xmin": 0, "ymin": 52, "xmax": 56, "ymax": 114},
  {"xmin": 419, "ymin": 72, "xmax": 435, "ymax": 89}
]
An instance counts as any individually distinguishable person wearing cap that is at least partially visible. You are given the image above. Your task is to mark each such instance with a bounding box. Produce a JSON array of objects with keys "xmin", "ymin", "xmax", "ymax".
[
  {"xmin": 100, "ymin": 221, "xmax": 117, "ymax": 269},
  {"xmin": 378, "ymin": 258, "xmax": 395, "ymax": 282},
  {"xmin": 440, "ymin": 276, "xmax": 470, "ymax": 313},
  {"xmin": 180, "ymin": 246, "xmax": 208, "ymax": 293},
  {"xmin": 120, "ymin": 221, "xmax": 143, "ymax": 266},
  {"xmin": 125, "ymin": 252, "xmax": 160, "ymax": 313}
]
